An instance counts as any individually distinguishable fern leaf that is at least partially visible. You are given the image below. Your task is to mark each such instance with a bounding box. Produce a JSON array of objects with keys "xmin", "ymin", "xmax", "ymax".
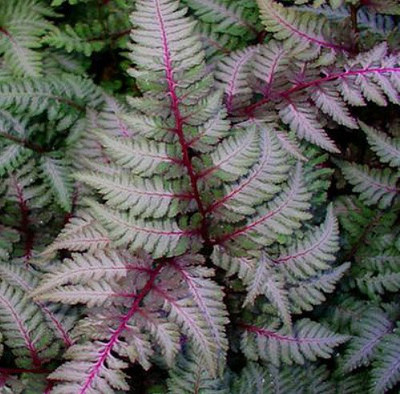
[
  {"xmin": 0, "ymin": 74, "xmax": 103, "ymax": 116},
  {"xmin": 98, "ymin": 134, "xmax": 183, "ymax": 177},
  {"xmin": 241, "ymin": 318, "xmax": 349, "ymax": 366},
  {"xmin": 42, "ymin": 211, "xmax": 110, "ymax": 255},
  {"xmin": 0, "ymin": 0, "xmax": 55, "ymax": 77},
  {"xmin": 339, "ymin": 162, "xmax": 399, "ymax": 208},
  {"xmin": 206, "ymin": 126, "xmax": 261, "ymax": 182},
  {"xmin": 215, "ymin": 46, "xmax": 259, "ymax": 112},
  {"xmin": 279, "ymin": 95, "xmax": 340, "ymax": 152},
  {"xmin": 360, "ymin": 121, "xmax": 400, "ymax": 168},
  {"xmin": 252, "ymin": 41, "xmax": 290, "ymax": 99},
  {"xmin": 244, "ymin": 254, "xmax": 291, "ymax": 327},
  {"xmin": 0, "ymin": 262, "xmax": 74, "ymax": 347},
  {"xmin": 87, "ymin": 200, "xmax": 195, "ymax": 258},
  {"xmin": 288, "ymin": 262, "xmax": 350, "ymax": 313},
  {"xmin": 216, "ymin": 163, "xmax": 312, "ymax": 251},
  {"xmin": 371, "ymin": 332, "xmax": 400, "ymax": 394},
  {"xmin": 208, "ymin": 125, "xmax": 291, "ymax": 221},
  {"xmin": 182, "ymin": 0, "xmax": 258, "ymax": 38},
  {"xmin": 187, "ymin": 108, "xmax": 231, "ymax": 153},
  {"xmin": 257, "ymin": 0, "xmax": 348, "ymax": 59},
  {"xmin": 310, "ymin": 84, "xmax": 357, "ymax": 128},
  {"xmin": 232, "ymin": 363, "xmax": 272, "ymax": 394},
  {"xmin": 275, "ymin": 205, "xmax": 339, "ymax": 278},
  {"xmin": 0, "ymin": 279, "xmax": 58, "ymax": 368},
  {"xmin": 170, "ymin": 259, "xmax": 229, "ymax": 365},
  {"xmin": 48, "ymin": 262, "xmax": 164, "ymax": 392},
  {"xmin": 32, "ymin": 250, "xmax": 133, "ymax": 298},
  {"xmin": 159, "ymin": 258, "xmax": 228, "ymax": 376},
  {"xmin": 342, "ymin": 308, "xmax": 394, "ymax": 372},
  {"xmin": 357, "ymin": 271, "xmax": 400, "ymax": 296},
  {"xmin": 167, "ymin": 347, "xmax": 230, "ymax": 393},
  {"xmin": 77, "ymin": 172, "xmax": 193, "ymax": 219},
  {"xmin": 40, "ymin": 155, "xmax": 73, "ymax": 211}
]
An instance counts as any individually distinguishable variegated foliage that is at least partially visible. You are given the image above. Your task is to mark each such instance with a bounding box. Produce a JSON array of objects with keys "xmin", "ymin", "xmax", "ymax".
[{"xmin": 33, "ymin": 0, "xmax": 347, "ymax": 392}]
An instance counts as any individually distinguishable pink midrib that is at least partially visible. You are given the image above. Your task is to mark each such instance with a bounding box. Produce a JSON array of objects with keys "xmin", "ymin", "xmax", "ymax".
[
  {"xmin": 216, "ymin": 171, "xmax": 299, "ymax": 243},
  {"xmin": 79, "ymin": 263, "xmax": 163, "ymax": 394},
  {"xmin": 172, "ymin": 262, "xmax": 225, "ymax": 351},
  {"xmin": 206, "ymin": 134, "xmax": 269, "ymax": 212},
  {"xmin": 242, "ymin": 323, "xmax": 336, "ymax": 344},
  {"xmin": 0, "ymin": 292, "xmax": 41, "ymax": 367},
  {"xmin": 267, "ymin": 4, "xmax": 350, "ymax": 52},
  {"xmin": 275, "ymin": 220, "xmax": 333, "ymax": 263},
  {"xmin": 154, "ymin": 0, "xmax": 209, "ymax": 241},
  {"xmin": 242, "ymin": 67, "xmax": 400, "ymax": 115},
  {"xmin": 225, "ymin": 48, "xmax": 257, "ymax": 112},
  {"xmin": 1, "ymin": 268, "xmax": 73, "ymax": 347}
]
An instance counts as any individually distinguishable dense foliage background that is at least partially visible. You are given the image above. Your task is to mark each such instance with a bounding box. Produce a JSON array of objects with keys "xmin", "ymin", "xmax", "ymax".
[{"xmin": 0, "ymin": 0, "xmax": 399, "ymax": 393}]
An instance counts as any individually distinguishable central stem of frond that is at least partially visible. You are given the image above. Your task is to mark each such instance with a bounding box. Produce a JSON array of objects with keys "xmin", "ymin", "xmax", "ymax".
[{"xmin": 155, "ymin": 1, "xmax": 210, "ymax": 244}]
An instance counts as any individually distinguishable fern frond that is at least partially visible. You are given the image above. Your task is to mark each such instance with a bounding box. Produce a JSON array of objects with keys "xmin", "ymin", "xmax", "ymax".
[
  {"xmin": 357, "ymin": 271, "xmax": 400, "ymax": 296},
  {"xmin": 0, "ymin": 278, "xmax": 59, "ymax": 368},
  {"xmin": 167, "ymin": 347, "xmax": 230, "ymax": 393},
  {"xmin": 288, "ymin": 262, "xmax": 350, "ymax": 313},
  {"xmin": 181, "ymin": 0, "xmax": 258, "ymax": 38},
  {"xmin": 360, "ymin": 121, "xmax": 400, "ymax": 168},
  {"xmin": 215, "ymin": 163, "xmax": 312, "ymax": 252},
  {"xmin": 257, "ymin": 0, "xmax": 350, "ymax": 59},
  {"xmin": 0, "ymin": 0, "xmax": 55, "ymax": 77},
  {"xmin": 371, "ymin": 331, "xmax": 400, "ymax": 394},
  {"xmin": 0, "ymin": 74, "xmax": 103, "ymax": 117},
  {"xmin": 42, "ymin": 211, "xmax": 111, "ymax": 255},
  {"xmin": 77, "ymin": 172, "xmax": 193, "ymax": 219},
  {"xmin": 40, "ymin": 155, "xmax": 73, "ymax": 212},
  {"xmin": 32, "ymin": 250, "xmax": 134, "ymax": 299},
  {"xmin": 87, "ymin": 200, "xmax": 195, "ymax": 258},
  {"xmin": 252, "ymin": 41, "xmax": 290, "ymax": 99},
  {"xmin": 43, "ymin": 253, "xmax": 227, "ymax": 390},
  {"xmin": 279, "ymin": 94, "xmax": 340, "ymax": 152},
  {"xmin": 342, "ymin": 308, "xmax": 394, "ymax": 373},
  {"xmin": 338, "ymin": 162, "xmax": 399, "ymax": 209},
  {"xmin": 98, "ymin": 133, "xmax": 183, "ymax": 177},
  {"xmin": 207, "ymin": 124, "xmax": 292, "ymax": 221},
  {"xmin": 215, "ymin": 46, "xmax": 259, "ymax": 112},
  {"xmin": 241, "ymin": 318, "xmax": 349, "ymax": 366},
  {"xmin": 206, "ymin": 125, "xmax": 261, "ymax": 182},
  {"xmin": 275, "ymin": 205, "xmax": 339, "ymax": 278}
]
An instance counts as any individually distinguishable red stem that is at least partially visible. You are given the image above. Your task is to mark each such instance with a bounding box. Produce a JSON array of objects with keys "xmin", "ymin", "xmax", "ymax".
[
  {"xmin": 0, "ymin": 367, "xmax": 49, "ymax": 375},
  {"xmin": 78, "ymin": 262, "xmax": 164, "ymax": 394},
  {"xmin": 155, "ymin": 0, "xmax": 210, "ymax": 243},
  {"xmin": 240, "ymin": 67, "xmax": 400, "ymax": 116},
  {"xmin": 12, "ymin": 177, "xmax": 34, "ymax": 262}
]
